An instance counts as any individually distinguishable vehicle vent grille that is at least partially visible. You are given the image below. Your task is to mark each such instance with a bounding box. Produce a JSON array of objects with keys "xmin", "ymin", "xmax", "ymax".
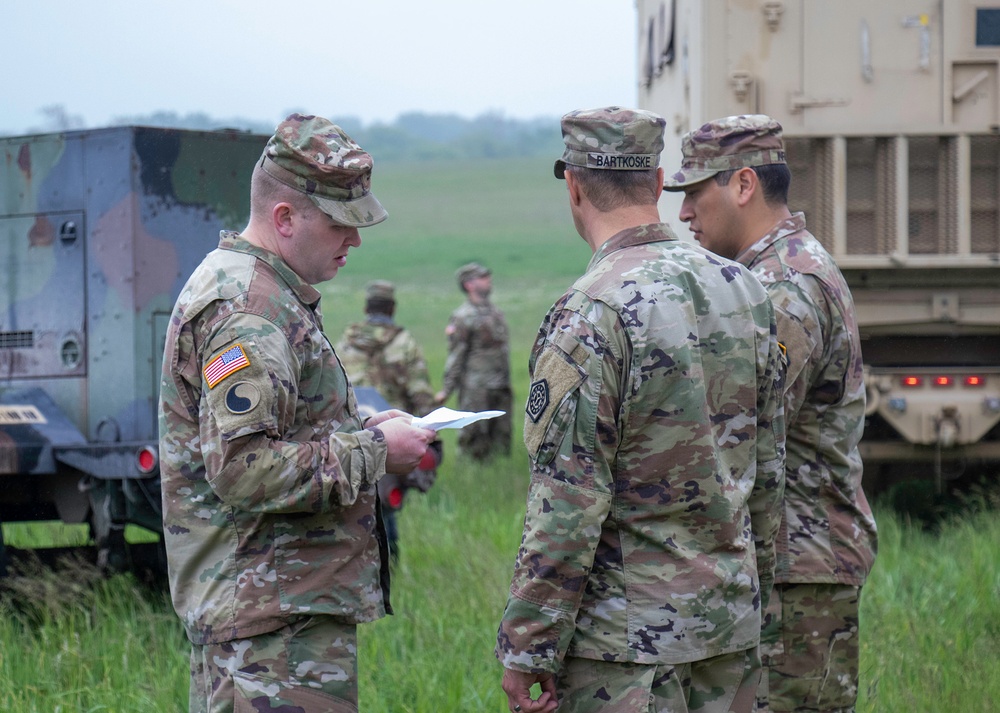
[
  {"xmin": 846, "ymin": 137, "xmax": 880, "ymax": 254},
  {"xmin": 0, "ymin": 331, "xmax": 34, "ymax": 349},
  {"xmin": 970, "ymin": 135, "xmax": 1000, "ymax": 253},
  {"xmin": 908, "ymin": 136, "xmax": 946, "ymax": 254},
  {"xmin": 786, "ymin": 133, "xmax": 1000, "ymax": 260},
  {"xmin": 787, "ymin": 137, "xmax": 827, "ymax": 248}
]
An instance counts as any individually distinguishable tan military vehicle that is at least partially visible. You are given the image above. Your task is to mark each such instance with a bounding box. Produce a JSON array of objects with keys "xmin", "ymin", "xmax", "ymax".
[{"xmin": 637, "ymin": 0, "xmax": 1000, "ymax": 493}]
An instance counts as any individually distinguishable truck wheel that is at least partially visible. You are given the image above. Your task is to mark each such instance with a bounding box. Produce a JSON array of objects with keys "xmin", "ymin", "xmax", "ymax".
[{"xmin": 95, "ymin": 524, "xmax": 129, "ymax": 574}]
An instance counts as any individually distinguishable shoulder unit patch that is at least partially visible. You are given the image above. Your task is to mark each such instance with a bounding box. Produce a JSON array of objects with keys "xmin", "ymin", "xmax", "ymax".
[
  {"xmin": 225, "ymin": 382, "xmax": 261, "ymax": 414},
  {"xmin": 526, "ymin": 379, "xmax": 550, "ymax": 423}
]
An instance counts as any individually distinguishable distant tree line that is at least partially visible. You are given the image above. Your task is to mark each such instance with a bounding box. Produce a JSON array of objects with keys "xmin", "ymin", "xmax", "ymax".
[{"xmin": 9, "ymin": 105, "xmax": 563, "ymax": 163}]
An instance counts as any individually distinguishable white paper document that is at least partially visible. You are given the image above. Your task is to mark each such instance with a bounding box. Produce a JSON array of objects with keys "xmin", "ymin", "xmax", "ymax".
[{"xmin": 412, "ymin": 407, "xmax": 506, "ymax": 432}]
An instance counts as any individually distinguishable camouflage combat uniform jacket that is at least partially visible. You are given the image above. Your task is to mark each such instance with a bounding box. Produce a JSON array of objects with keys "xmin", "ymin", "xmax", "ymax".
[
  {"xmin": 441, "ymin": 299, "xmax": 511, "ymax": 404},
  {"xmin": 736, "ymin": 213, "xmax": 877, "ymax": 585},
  {"xmin": 159, "ymin": 231, "xmax": 390, "ymax": 646},
  {"xmin": 496, "ymin": 223, "xmax": 786, "ymax": 671},
  {"xmin": 336, "ymin": 316, "xmax": 435, "ymax": 417}
]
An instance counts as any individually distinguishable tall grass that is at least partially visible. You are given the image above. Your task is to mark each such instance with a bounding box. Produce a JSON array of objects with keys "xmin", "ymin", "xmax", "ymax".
[
  {"xmin": 0, "ymin": 557, "xmax": 189, "ymax": 712},
  {"xmin": 5, "ymin": 465, "xmax": 1000, "ymax": 711},
  {"xmin": 857, "ymin": 506, "xmax": 1000, "ymax": 713},
  {"xmin": 3, "ymin": 157, "xmax": 999, "ymax": 711}
]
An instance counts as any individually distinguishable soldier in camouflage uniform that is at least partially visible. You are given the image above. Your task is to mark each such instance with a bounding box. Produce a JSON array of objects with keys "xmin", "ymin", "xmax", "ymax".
[
  {"xmin": 435, "ymin": 262, "xmax": 512, "ymax": 460},
  {"xmin": 496, "ymin": 106, "xmax": 787, "ymax": 713},
  {"xmin": 336, "ymin": 280, "xmax": 436, "ymax": 417},
  {"xmin": 665, "ymin": 115, "xmax": 878, "ymax": 713},
  {"xmin": 158, "ymin": 113, "xmax": 435, "ymax": 713},
  {"xmin": 336, "ymin": 280, "xmax": 440, "ymax": 561}
]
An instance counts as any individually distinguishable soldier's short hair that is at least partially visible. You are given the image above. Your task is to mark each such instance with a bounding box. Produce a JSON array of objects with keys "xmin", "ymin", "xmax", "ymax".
[
  {"xmin": 568, "ymin": 167, "xmax": 661, "ymax": 212},
  {"xmin": 713, "ymin": 163, "xmax": 791, "ymax": 206},
  {"xmin": 365, "ymin": 298, "xmax": 394, "ymax": 317}
]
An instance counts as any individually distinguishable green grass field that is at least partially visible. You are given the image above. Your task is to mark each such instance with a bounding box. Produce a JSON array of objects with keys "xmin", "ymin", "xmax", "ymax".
[{"xmin": 2, "ymin": 156, "xmax": 1000, "ymax": 711}]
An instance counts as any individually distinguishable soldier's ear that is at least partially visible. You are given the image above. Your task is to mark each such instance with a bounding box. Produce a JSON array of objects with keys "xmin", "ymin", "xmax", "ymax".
[
  {"xmin": 565, "ymin": 170, "xmax": 584, "ymax": 208},
  {"xmin": 733, "ymin": 167, "xmax": 758, "ymax": 207},
  {"xmin": 272, "ymin": 202, "xmax": 295, "ymax": 237}
]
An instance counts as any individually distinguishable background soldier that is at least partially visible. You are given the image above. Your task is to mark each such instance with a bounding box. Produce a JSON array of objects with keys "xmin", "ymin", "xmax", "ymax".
[
  {"xmin": 337, "ymin": 280, "xmax": 436, "ymax": 417},
  {"xmin": 159, "ymin": 114, "xmax": 434, "ymax": 712},
  {"xmin": 496, "ymin": 106, "xmax": 786, "ymax": 713},
  {"xmin": 336, "ymin": 280, "xmax": 441, "ymax": 562},
  {"xmin": 665, "ymin": 114, "xmax": 878, "ymax": 713},
  {"xmin": 435, "ymin": 262, "xmax": 512, "ymax": 460}
]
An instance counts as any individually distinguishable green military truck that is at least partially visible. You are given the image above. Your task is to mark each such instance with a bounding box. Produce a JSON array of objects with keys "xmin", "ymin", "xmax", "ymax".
[
  {"xmin": 637, "ymin": 0, "xmax": 1000, "ymax": 493},
  {"xmin": 0, "ymin": 125, "xmax": 266, "ymax": 575}
]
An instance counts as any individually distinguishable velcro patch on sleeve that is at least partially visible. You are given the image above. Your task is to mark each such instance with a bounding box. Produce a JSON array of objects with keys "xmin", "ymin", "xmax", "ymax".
[
  {"xmin": 204, "ymin": 344, "xmax": 250, "ymax": 388},
  {"xmin": 205, "ymin": 339, "xmax": 277, "ymax": 439},
  {"xmin": 523, "ymin": 343, "xmax": 587, "ymax": 460}
]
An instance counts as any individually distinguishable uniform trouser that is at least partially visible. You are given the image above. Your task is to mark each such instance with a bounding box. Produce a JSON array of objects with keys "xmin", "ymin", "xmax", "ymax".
[
  {"xmin": 457, "ymin": 386, "xmax": 512, "ymax": 459},
  {"xmin": 553, "ymin": 646, "xmax": 762, "ymax": 713},
  {"xmin": 759, "ymin": 583, "xmax": 862, "ymax": 713},
  {"xmin": 189, "ymin": 616, "xmax": 358, "ymax": 713}
]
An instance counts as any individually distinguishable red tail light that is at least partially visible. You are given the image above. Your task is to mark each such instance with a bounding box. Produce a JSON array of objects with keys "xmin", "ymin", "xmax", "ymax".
[
  {"xmin": 136, "ymin": 446, "xmax": 158, "ymax": 474},
  {"xmin": 901, "ymin": 376, "xmax": 923, "ymax": 387},
  {"xmin": 965, "ymin": 375, "xmax": 985, "ymax": 387},
  {"xmin": 933, "ymin": 376, "xmax": 953, "ymax": 387}
]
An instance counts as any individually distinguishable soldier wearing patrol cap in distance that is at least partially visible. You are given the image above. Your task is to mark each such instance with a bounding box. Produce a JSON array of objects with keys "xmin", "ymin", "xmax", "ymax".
[
  {"xmin": 665, "ymin": 115, "xmax": 878, "ymax": 713},
  {"xmin": 496, "ymin": 106, "xmax": 786, "ymax": 713},
  {"xmin": 159, "ymin": 113, "xmax": 435, "ymax": 712},
  {"xmin": 435, "ymin": 261, "xmax": 512, "ymax": 460}
]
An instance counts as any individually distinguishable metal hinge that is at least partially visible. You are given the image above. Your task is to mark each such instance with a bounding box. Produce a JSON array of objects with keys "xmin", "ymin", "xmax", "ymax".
[
  {"xmin": 763, "ymin": 2, "xmax": 784, "ymax": 31},
  {"xmin": 730, "ymin": 70, "xmax": 754, "ymax": 102}
]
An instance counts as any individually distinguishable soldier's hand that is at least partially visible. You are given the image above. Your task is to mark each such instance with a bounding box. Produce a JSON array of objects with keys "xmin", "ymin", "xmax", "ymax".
[
  {"xmin": 433, "ymin": 390, "xmax": 447, "ymax": 405},
  {"xmin": 376, "ymin": 416, "xmax": 436, "ymax": 475},
  {"xmin": 364, "ymin": 409, "xmax": 410, "ymax": 428},
  {"xmin": 501, "ymin": 668, "xmax": 558, "ymax": 713}
]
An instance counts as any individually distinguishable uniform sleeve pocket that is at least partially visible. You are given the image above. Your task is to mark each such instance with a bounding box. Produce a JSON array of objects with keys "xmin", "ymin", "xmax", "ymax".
[{"xmin": 523, "ymin": 342, "xmax": 587, "ymax": 465}]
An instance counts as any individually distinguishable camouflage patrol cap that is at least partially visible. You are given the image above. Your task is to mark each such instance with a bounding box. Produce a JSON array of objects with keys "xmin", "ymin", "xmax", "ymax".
[
  {"xmin": 456, "ymin": 262, "xmax": 490, "ymax": 289},
  {"xmin": 365, "ymin": 280, "xmax": 395, "ymax": 302},
  {"xmin": 663, "ymin": 114, "xmax": 786, "ymax": 191},
  {"xmin": 554, "ymin": 106, "xmax": 666, "ymax": 179},
  {"xmin": 260, "ymin": 113, "xmax": 388, "ymax": 227}
]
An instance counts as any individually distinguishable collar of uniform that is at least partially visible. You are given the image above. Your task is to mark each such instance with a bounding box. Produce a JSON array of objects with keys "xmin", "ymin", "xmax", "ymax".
[
  {"xmin": 734, "ymin": 212, "xmax": 807, "ymax": 269},
  {"xmin": 588, "ymin": 222, "xmax": 679, "ymax": 269},
  {"xmin": 217, "ymin": 230, "xmax": 323, "ymax": 307}
]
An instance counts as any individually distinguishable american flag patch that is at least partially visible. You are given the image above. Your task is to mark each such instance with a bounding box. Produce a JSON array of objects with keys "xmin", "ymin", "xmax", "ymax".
[{"xmin": 204, "ymin": 344, "xmax": 250, "ymax": 388}]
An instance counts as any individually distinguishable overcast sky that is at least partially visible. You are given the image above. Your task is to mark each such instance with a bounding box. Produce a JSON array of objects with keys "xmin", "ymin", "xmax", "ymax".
[{"xmin": 3, "ymin": 0, "xmax": 638, "ymax": 134}]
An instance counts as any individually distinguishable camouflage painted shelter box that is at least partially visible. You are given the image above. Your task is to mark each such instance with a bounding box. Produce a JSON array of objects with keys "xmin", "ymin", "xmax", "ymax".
[{"xmin": 0, "ymin": 125, "xmax": 266, "ymax": 572}]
